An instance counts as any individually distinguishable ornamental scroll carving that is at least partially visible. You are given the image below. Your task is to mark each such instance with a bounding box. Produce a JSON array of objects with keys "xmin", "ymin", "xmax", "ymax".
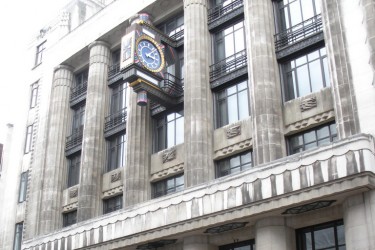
[
  {"xmin": 300, "ymin": 96, "xmax": 317, "ymax": 112},
  {"xmin": 162, "ymin": 147, "xmax": 176, "ymax": 163},
  {"xmin": 111, "ymin": 172, "xmax": 121, "ymax": 183},
  {"xmin": 226, "ymin": 124, "xmax": 241, "ymax": 139},
  {"xmin": 69, "ymin": 188, "xmax": 78, "ymax": 198}
]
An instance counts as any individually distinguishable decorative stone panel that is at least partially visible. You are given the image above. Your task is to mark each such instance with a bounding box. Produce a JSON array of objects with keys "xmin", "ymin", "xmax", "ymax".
[
  {"xmin": 162, "ymin": 147, "xmax": 176, "ymax": 163},
  {"xmin": 150, "ymin": 163, "xmax": 184, "ymax": 182},
  {"xmin": 111, "ymin": 172, "xmax": 121, "ymax": 183},
  {"xmin": 62, "ymin": 202, "xmax": 77, "ymax": 213},
  {"xmin": 102, "ymin": 186, "xmax": 123, "ymax": 199},
  {"xmin": 214, "ymin": 139, "xmax": 252, "ymax": 160},
  {"xmin": 285, "ymin": 110, "xmax": 335, "ymax": 135},
  {"xmin": 226, "ymin": 124, "xmax": 241, "ymax": 139},
  {"xmin": 69, "ymin": 188, "xmax": 78, "ymax": 198},
  {"xmin": 300, "ymin": 96, "xmax": 317, "ymax": 112}
]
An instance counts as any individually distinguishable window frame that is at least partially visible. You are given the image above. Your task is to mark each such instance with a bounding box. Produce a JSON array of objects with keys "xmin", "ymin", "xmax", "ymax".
[
  {"xmin": 71, "ymin": 104, "xmax": 85, "ymax": 133},
  {"xmin": 13, "ymin": 222, "xmax": 23, "ymax": 250},
  {"xmin": 216, "ymin": 151, "xmax": 253, "ymax": 178},
  {"xmin": 287, "ymin": 122, "xmax": 337, "ymax": 155},
  {"xmin": 24, "ymin": 125, "xmax": 33, "ymax": 154},
  {"xmin": 214, "ymin": 79, "xmax": 250, "ymax": 128},
  {"xmin": 35, "ymin": 41, "xmax": 46, "ymax": 66},
  {"xmin": 103, "ymin": 195, "xmax": 123, "ymax": 214},
  {"xmin": 152, "ymin": 174, "xmax": 184, "ymax": 198},
  {"xmin": 30, "ymin": 82, "xmax": 39, "ymax": 109},
  {"xmin": 280, "ymin": 46, "xmax": 330, "ymax": 102},
  {"xmin": 63, "ymin": 210, "xmax": 77, "ymax": 227},
  {"xmin": 106, "ymin": 133, "xmax": 127, "ymax": 172},
  {"xmin": 153, "ymin": 109, "xmax": 184, "ymax": 153},
  {"xmin": 67, "ymin": 153, "xmax": 80, "ymax": 188},
  {"xmin": 296, "ymin": 220, "xmax": 345, "ymax": 250},
  {"xmin": 110, "ymin": 83, "xmax": 127, "ymax": 115},
  {"xmin": 18, "ymin": 171, "xmax": 28, "ymax": 203}
]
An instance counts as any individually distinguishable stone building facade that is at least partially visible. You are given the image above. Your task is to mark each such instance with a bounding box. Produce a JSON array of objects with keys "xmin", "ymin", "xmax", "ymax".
[{"xmin": 1, "ymin": 0, "xmax": 375, "ymax": 249}]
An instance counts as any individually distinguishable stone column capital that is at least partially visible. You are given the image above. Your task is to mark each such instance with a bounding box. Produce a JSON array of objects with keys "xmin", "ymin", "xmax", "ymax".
[
  {"xmin": 53, "ymin": 64, "xmax": 74, "ymax": 73},
  {"xmin": 88, "ymin": 40, "xmax": 110, "ymax": 50},
  {"xmin": 184, "ymin": 0, "xmax": 207, "ymax": 8}
]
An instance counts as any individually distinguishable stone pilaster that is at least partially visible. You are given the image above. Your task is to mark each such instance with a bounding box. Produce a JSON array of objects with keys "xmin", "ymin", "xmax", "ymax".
[
  {"xmin": 255, "ymin": 217, "xmax": 294, "ymax": 250},
  {"xmin": 361, "ymin": 0, "xmax": 375, "ymax": 85},
  {"xmin": 321, "ymin": 0, "xmax": 360, "ymax": 138},
  {"xmin": 124, "ymin": 92, "xmax": 151, "ymax": 206},
  {"xmin": 39, "ymin": 65, "xmax": 74, "ymax": 234},
  {"xmin": 77, "ymin": 41, "xmax": 110, "ymax": 222},
  {"xmin": 183, "ymin": 235, "xmax": 217, "ymax": 250},
  {"xmin": 244, "ymin": 0, "xmax": 285, "ymax": 166},
  {"xmin": 343, "ymin": 191, "xmax": 375, "ymax": 250},
  {"xmin": 183, "ymin": 0, "xmax": 214, "ymax": 187}
]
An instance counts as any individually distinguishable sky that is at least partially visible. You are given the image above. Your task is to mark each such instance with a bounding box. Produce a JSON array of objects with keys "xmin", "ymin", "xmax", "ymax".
[{"xmin": 0, "ymin": 0, "xmax": 70, "ymax": 143}]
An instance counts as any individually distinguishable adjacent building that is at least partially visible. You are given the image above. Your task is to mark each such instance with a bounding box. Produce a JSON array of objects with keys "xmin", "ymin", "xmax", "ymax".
[{"xmin": 1, "ymin": 0, "xmax": 375, "ymax": 249}]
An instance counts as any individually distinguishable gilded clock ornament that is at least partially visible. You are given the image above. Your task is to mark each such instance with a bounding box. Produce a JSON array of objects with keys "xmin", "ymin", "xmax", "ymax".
[{"xmin": 136, "ymin": 35, "xmax": 165, "ymax": 73}]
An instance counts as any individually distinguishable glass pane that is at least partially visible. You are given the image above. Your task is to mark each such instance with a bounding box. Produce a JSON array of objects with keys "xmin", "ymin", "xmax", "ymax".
[
  {"xmin": 237, "ymin": 81, "xmax": 247, "ymax": 91},
  {"xmin": 290, "ymin": 135, "xmax": 303, "ymax": 148},
  {"xmin": 234, "ymin": 28, "xmax": 245, "ymax": 52},
  {"xmin": 301, "ymin": 0, "xmax": 314, "ymax": 20},
  {"xmin": 167, "ymin": 121, "xmax": 175, "ymax": 148},
  {"xmin": 224, "ymin": 33, "xmax": 235, "ymax": 57},
  {"xmin": 289, "ymin": 1, "xmax": 302, "ymax": 26},
  {"xmin": 227, "ymin": 95, "xmax": 238, "ymax": 124},
  {"xmin": 217, "ymin": 40, "xmax": 225, "ymax": 61},
  {"xmin": 227, "ymin": 85, "xmax": 237, "ymax": 96},
  {"xmin": 314, "ymin": 227, "xmax": 335, "ymax": 249},
  {"xmin": 317, "ymin": 126, "xmax": 329, "ymax": 140},
  {"xmin": 241, "ymin": 152, "xmax": 252, "ymax": 164},
  {"xmin": 167, "ymin": 113, "xmax": 175, "ymax": 122},
  {"xmin": 175, "ymin": 116, "xmax": 184, "ymax": 145},
  {"xmin": 229, "ymin": 155, "xmax": 240, "ymax": 167},
  {"xmin": 323, "ymin": 57, "xmax": 330, "ymax": 87},
  {"xmin": 308, "ymin": 50, "xmax": 319, "ymax": 61},
  {"xmin": 238, "ymin": 90, "xmax": 249, "ymax": 120},
  {"xmin": 218, "ymin": 100, "xmax": 228, "ymax": 127},
  {"xmin": 337, "ymin": 224, "xmax": 345, "ymax": 245},
  {"xmin": 295, "ymin": 55, "xmax": 307, "ymax": 67},
  {"xmin": 296, "ymin": 64, "xmax": 311, "ymax": 97},
  {"xmin": 309, "ymin": 60, "xmax": 324, "ymax": 92},
  {"xmin": 176, "ymin": 175, "xmax": 184, "ymax": 186}
]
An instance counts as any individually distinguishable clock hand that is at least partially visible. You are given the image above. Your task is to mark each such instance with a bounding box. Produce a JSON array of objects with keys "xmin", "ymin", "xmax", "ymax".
[{"xmin": 146, "ymin": 48, "xmax": 157, "ymax": 58}]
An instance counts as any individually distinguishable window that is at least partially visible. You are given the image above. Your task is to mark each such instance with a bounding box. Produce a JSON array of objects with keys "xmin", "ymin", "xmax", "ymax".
[
  {"xmin": 287, "ymin": 122, "xmax": 337, "ymax": 155},
  {"xmin": 18, "ymin": 171, "xmax": 28, "ymax": 203},
  {"xmin": 107, "ymin": 133, "xmax": 126, "ymax": 172},
  {"xmin": 296, "ymin": 220, "xmax": 345, "ymax": 250},
  {"xmin": 24, "ymin": 125, "xmax": 33, "ymax": 154},
  {"xmin": 110, "ymin": 83, "xmax": 127, "ymax": 115},
  {"xmin": 111, "ymin": 49, "xmax": 121, "ymax": 66},
  {"xmin": 157, "ymin": 13, "xmax": 184, "ymax": 40},
  {"xmin": 30, "ymin": 82, "xmax": 38, "ymax": 109},
  {"xmin": 216, "ymin": 151, "xmax": 252, "ymax": 178},
  {"xmin": 282, "ymin": 47, "xmax": 330, "ymax": 101},
  {"xmin": 154, "ymin": 110, "xmax": 184, "ymax": 152},
  {"xmin": 75, "ymin": 69, "xmax": 88, "ymax": 88},
  {"xmin": 63, "ymin": 210, "xmax": 77, "ymax": 227},
  {"xmin": 214, "ymin": 20, "xmax": 245, "ymax": 63},
  {"xmin": 72, "ymin": 105, "xmax": 85, "ymax": 133},
  {"xmin": 13, "ymin": 222, "xmax": 23, "ymax": 250},
  {"xmin": 67, "ymin": 154, "xmax": 80, "ymax": 187},
  {"xmin": 275, "ymin": 0, "xmax": 321, "ymax": 33},
  {"xmin": 152, "ymin": 174, "xmax": 184, "ymax": 198},
  {"xmin": 35, "ymin": 41, "xmax": 46, "ymax": 66},
  {"xmin": 215, "ymin": 80, "xmax": 249, "ymax": 128},
  {"xmin": 103, "ymin": 195, "xmax": 123, "ymax": 214},
  {"xmin": 219, "ymin": 240, "xmax": 255, "ymax": 250}
]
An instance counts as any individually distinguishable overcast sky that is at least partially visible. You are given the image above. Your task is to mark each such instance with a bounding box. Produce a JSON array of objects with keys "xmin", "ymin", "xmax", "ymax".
[{"xmin": 0, "ymin": 0, "xmax": 69, "ymax": 143}]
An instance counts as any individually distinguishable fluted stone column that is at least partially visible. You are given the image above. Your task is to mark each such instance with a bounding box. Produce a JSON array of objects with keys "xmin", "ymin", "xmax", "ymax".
[
  {"xmin": 77, "ymin": 41, "xmax": 110, "ymax": 221},
  {"xmin": 244, "ymin": 0, "xmax": 285, "ymax": 166},
  {"xmin": 361, "ymin": 0, "xmax": 375, "ymax": 85},
  {"xmin": 183, "ymin": 235, "xmax": 217, "ymax": 250},
  {"xmin": 39, "ymin": 65, "xmax": 74, "ymax": 234},
  {"xmin": 321, "ymin": 0, "xmax": 360, "ymax": 138},
  {"xmin": 343, "ymin": 191, "xmax": 375, "ymax": 250},
  {"xmin": 124, "ymin": 92, "xmax": 151, "ymax": 206},
  {"xmin": 183, "ymin": 0, "xmax": 214, "ymax": 187},
  {"xmin": 255, "ymin": 217, "xmax": 294, "ymax": 250}
]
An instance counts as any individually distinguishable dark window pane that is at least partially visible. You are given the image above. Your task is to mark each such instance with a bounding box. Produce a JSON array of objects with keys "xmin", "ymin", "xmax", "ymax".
[
  {"xmin": 63, "ymin": 210, "xmax": 77, "ymax": 227},
  {"xmin": 216, "ymin": 151, "xmax": 252, "ymax": 178},
  {"xmin": 152, "ymin": 174, "xmax": 184, "ymax": 198},
  {"xmin": 104, "ymin": 195, "xmax": 123, "ymax": 214}
]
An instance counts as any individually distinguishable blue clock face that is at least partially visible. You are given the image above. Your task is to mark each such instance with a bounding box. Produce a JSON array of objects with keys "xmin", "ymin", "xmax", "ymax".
[{"xmin": 137, "ymin": 39, "xmax": 163, "ymax": 72}]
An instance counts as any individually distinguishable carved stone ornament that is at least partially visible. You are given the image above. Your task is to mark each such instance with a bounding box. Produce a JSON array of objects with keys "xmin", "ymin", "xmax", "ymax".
[
  {"xmin": 226, "ymin": 124, "xmax": 241, "ymax": 139},
  {"xmin": 69, "ymin": 188, "xmax": 78, "ymax": 198},
  {"xmin": 162, "ymin": 148, "xmax": 176, "ymax": 163},
  {"xmin": 111, "ymin": 172, "xmax": 121, "ymax": 183},
  {"xmin": 300, "ymin": 96, "xmax": 317, "ymax": 112}
]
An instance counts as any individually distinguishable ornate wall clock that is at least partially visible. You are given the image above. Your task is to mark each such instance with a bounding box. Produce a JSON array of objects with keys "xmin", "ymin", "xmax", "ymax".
[{"xmin": 136, "ymin": 35, "xmax": 165, "ymax": 73}]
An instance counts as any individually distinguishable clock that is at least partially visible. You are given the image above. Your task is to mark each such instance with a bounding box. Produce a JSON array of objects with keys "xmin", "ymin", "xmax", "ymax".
[{"xmin": 136, "ymin": 35, "xmax": 165, "ymax": 73}]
